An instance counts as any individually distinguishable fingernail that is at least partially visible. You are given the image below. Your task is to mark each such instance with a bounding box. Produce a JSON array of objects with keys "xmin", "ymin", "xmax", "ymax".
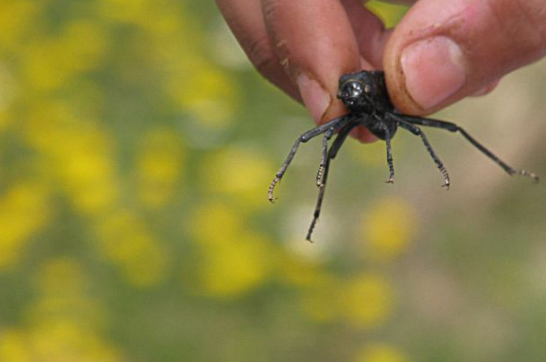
[
  {"xmin": 401, "ymin": 36, "xmax": 466, "ymax": 110},
  {"xmin": 297, "ymin": 73, "xmax": 331, "ymax": 124}
]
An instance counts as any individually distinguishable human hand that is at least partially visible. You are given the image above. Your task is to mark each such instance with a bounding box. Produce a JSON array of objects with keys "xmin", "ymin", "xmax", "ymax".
[{"xmin": 216, "ymin": 0, "xmax": 546, "ymax": 141}]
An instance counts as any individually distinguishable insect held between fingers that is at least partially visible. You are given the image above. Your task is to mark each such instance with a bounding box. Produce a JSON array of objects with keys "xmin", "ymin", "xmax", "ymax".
[{"xmin": 268, "ymin": 70, "xmax": 540, "ymax": 242}]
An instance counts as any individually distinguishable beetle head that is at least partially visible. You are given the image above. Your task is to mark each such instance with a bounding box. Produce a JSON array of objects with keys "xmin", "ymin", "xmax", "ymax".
[
  {"xmin": 337, "ymin": 74, "xmax": 372, "ymax": 113},
  {"xmin": 337, "ymin": 71, "xmax": 389, "ymax": 113}
]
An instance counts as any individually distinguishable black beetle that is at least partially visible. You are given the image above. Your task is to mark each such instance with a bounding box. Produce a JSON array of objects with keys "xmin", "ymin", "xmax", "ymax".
[{"xmin": 268, "ymin": 70, "xmax": 539, "ymax": 241}]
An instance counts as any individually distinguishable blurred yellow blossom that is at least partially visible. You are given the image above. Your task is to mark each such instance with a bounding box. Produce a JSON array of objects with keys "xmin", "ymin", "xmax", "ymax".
[
  {"xmin": 175, "ymin": 67, "xmax": 238, "ymax": 129},
  {"xmin": 0, "ymin": 330, "xmax": 32, "ymax": 362},
  {"xmin": 21, "ymin": 19, "xmax": 108, "ymax": 93},
  {"xmin": 276, "ymin": 253, "xmax": 332, "ymax": 288},
  {"xmin": 301, "ymin": 273, "xmax": 394, "ymax": 326},
  {"xmin": 0, "ymin": 65, "xmax": 18, "ymax": 114},
  {"xmin": 202, "ymin": 146, "xmax": 272, "ymax": 207},
  {"xmin": 100, "ymin": 0, "xmax": 240, "ymax": 128},
  {"xmin": 299, "ymin": 275, "xmax": 340, "ymax": 323},
  {"xmin": 0, "ymin": 110, "xmax": 9, "ymax": 132},
  {"xmin": 360, "ymin": 197, "xmax": 417, "ymax": 262},
  {"xmin": 349, "ymin": 140, "xmax": 386, "ymax": 167},
  {"xmin": 98, "ymin": 0, "xmax": 168, "ymax": 25},
  {"xmin": 25, "ymin": 101, "xmax": 120, "ymax": 217},
  {"xmin": 22, "ymin": 38, "xmax": 71, "ymax": 91},
  {"xmin": 35, "ymin": 257, "xmax": 87, "ymax": 295},
  {"xmin": 29, "ymin": 258, "xmax": 106, "ymax": 327},
  {"xmin": 338, "ymin": 274, "xmax": 393, "ymax": 328},
  {"xmin": 190, "ymin": 200, "xmax": 274, "ymax": 297},
  {"xmin": 354, "ymin": 343, "xmax": 408, "ymax": 362},
  {"xmin": 95, "ymin": 210, "xmax": 170, "ymax": 287},
  {"xmin": 0, "ymin": 181, "xmax": 51, "ymax": 270},
  {"xmin": 189, "ymin": 201, "xmax": 247, "ymax": 245},
  {"xmin": 0, "ymin": 0, "xmax": 42, "ymax": 52},
  {"xmin": 0, "ymin": 258, "xmax": 123, "ymax": 362},
  {"xmin": 0, "ymin": 320, "xmax": 123, "ymax": 362},
  {"xmin": 135, "ymin": 127, "xmax": 185, "ymax": 208},
  {"xmin": 197, "ymin": 232, "xmax": 272, "ymax": 298},
  {"xmin": 59, "ymin": 20, "xmax": 109, "ymax": 72},
  {"xmin": 31, "ymin": 320, "xmax": 122, "ymax": 362}
]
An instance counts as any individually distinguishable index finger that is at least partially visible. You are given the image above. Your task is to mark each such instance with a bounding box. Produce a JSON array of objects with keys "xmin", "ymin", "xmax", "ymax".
[{"xmin": 262, "ymin": 0, "xmax": 362, "ymax": 124}]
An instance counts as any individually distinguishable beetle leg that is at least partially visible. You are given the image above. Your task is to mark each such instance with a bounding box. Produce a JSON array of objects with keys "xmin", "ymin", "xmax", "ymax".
[
  {"xmin": 268, "ymin": 115, "xmax": 349, "ymax": 202},
  {"xmin": 315, "ymin": 127, "xmax": 337, "ymax": 188},
  {"xmin": 307, "ymin": 154, "xmax": 331, "ymax": 241},
  {"xmin": 307, "ymin": 122, "xmax": 355, "ymax": 241},
  {"xmin": 315, "ymin": 115, "xmax": 356, "ymax": 187},
  {"xmin": 398, "ymin": 114, "xmax": 539, "ymax": 182},
  {"xmin": 329, "ymin": 121, "xmax": 358, "ymax": 160},
  {"xmin": 390, "ymin": 114, "xmax": 450, "ymax": 188},
  {"xmin": 383, "ymin": 123, "xmax": 395, "ymax": 184}
]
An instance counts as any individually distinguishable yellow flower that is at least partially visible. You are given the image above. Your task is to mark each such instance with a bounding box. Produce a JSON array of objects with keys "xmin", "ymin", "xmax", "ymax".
[
  {"xmin": 59, "ymin": 20, "xmax": 109, "ymax": 72},
  {"xmin": 299, "ymin": 275, "xmax": 340, "ymax": 323},
  {"xmin": 169, "ymin": 66, "xmax": 238, "ymax": 129},
  {"xmin": 0, "ymin": 0, "xmax": 42, "ymax": 52},
  {"xmin": 189, "ymin": 201, "xmax": 246, "ymax": 246},
  {"xmin": 300, "ymin": 273, "xmax": 393, "ymax": 326},
  {"xmin": 135, "ymin": 127, "xmax": 185, "ymax": 208},
  {"xmin": 276, "ymin": 253, "xmax": 331, "ymax": 288},
  {"xmin": 189, "ymin": 198, "xmax": 275, "ymax": 299},
  {"xmin": 98, "ymin": 0, "xmax": 160, "ymax": 25},
  {"xmin": 0, "ymin": 181, "xmax": 51, "ymax": 270},
  {"xmin": 0, "ymin": 329, "xmax": 31, "ymax": 362},
  {"xmin": 0, "ymin": 258, "xmax": 124, "ymax": 362},
  {"xmin": 201, "ymin": 146, "xmax": 272, "ymax": 208},
  {"xmin": 95, "ymin": 210, "xmax": 170, "ymax": 287},
  {"xmin": 24, "ymin": 101, "xmax": 120, "ymax": 217},
  {"xmin": 29, "ymin": 319, "xmax": 123, "ymax": 362},
  {"xmin": 34, "ymin": 258, "xmax": 86, "ymax": 296},
  {"xmin": 18, "ymin": 17, "xmax": 106, "ymax": 91},
  {"xmin": 354, "ymin": 343, "xmax": 408, "ymax": 362},
  {"xmin": 348, "ymin": 140, "xmax": 386, "ymax": 167},
  {"xmin": 28, "ymin": 258, "xmax": 106, "ymax": 329},
  {"xmin": 359, "ymin": 197, "xmax": 417, "ymax": 262},
  {"xmin": 0, "ymin": 111, "xmax": 9, "ymax": 132},
  {"xmin": 338, "ymin": 274, "xmax": 393, "ymax": 328},
  {"xmin": 197, "ymin": 231, "xmax": 272, "ymax": 298}
]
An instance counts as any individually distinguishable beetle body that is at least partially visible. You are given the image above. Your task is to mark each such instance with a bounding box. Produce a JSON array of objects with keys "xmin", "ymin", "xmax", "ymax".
[
  {"xmin": 269, "ymin": 70, "xmax": 538, "ymax": 241},
  {"xmin": 337, "ymin": 71, "xmax": 397, "ymax": 140}
]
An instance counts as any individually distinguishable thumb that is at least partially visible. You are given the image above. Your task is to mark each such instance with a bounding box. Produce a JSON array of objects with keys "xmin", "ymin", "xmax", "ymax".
[{"xmin": 384, "ymin": 0, "xmax": 546, "ymax": 115}]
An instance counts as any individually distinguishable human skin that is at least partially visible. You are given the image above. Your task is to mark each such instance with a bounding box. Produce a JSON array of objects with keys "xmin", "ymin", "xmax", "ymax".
[{"xmin": 216, "ymin": 0, "xmax": 546, "ymax": 142}]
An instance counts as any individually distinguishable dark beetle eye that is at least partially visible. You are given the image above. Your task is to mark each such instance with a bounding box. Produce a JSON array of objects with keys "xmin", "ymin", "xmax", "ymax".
[
  {"xmin": 338, "ymin": 80, "xmax": 363, "ymax": 101},
  {"xmin": 346, "ymin": 81, "xmax": 362, "ymax": 97}
]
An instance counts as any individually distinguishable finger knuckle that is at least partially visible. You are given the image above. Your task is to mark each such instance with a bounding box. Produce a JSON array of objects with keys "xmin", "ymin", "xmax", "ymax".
[
  {"xmin": 515, "ymin": 0, "xmax": 546, "ymax": 54},
  {"xmin": 247, "ymin": 35, "xmax": 281, "ymax": 77},
  {"xmin": 490, "ymin": 0, "xmax": 546, "ymax": 56}
]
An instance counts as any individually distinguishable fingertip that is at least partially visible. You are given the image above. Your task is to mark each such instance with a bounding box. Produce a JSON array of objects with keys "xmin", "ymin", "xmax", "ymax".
[
  {"xmin": 262, "ymin": 0, "xmax": 361, "ymax": 121},
  {"xmin": 383, "ymin": 17, "xmax": 470, "ymax": 115},
  {"xmin": 384, "ymin": 0, "xmax": 546, "ymax": 115},
  {"xmin": 297, "ymin": 73, "xmax": 333, "ymax": 124},
  {"xmin": 400, "ymin": 36, "xmax": 467, "ymax": 111}
]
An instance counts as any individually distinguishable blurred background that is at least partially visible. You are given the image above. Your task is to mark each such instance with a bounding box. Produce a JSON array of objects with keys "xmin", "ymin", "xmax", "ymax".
[{"xmin": 0, "ymin": 1, "xmax": 545, "ymax": 361}]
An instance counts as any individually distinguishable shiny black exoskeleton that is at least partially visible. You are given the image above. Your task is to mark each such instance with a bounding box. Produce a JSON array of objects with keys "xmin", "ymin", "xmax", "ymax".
[
  {"xmin": 337, "ymin": 71, "xmax": 397, "ymax": 140},
  {"xmin": 268, "ymin": 70, "xmax": 539, "ymax": 241}
]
